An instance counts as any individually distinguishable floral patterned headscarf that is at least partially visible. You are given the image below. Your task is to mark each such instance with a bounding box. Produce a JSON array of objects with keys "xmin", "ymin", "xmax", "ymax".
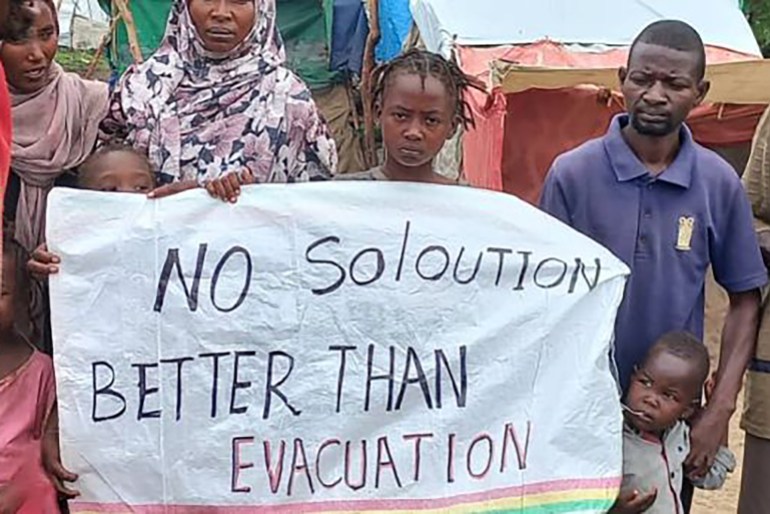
[{"xmin": 100, "ymin": 0, "xmax": 337, "ymax": 184}]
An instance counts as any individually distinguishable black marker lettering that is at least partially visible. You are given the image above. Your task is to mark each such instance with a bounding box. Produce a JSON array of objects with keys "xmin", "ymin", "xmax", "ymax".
[
  {"xmin": 365, "ymin": 344, "xmax": 395, "ymax": 412},
  {"xmin": 211, "ymin": 246, "xmax": 252, "ymax": 313},
  {"xmin": 349, "ymin": 248, "xmax": 385, "ymax": 286},
  {"xmin": 200, "ymin": 351, "xmax": 231, "ymax": 418},
  {"xmin": 132, "ymin": 363, "xmax": 160, "ymax": 420},
  {"xmin": 92, "ymin": 361, "xmax": 126, "ymax": 423},
  {"xmin": 415, "ymin": 246, "xmax": 451, "ymax": 281},
  {"xmin": 160, "ymin": 357, "xmax": 194, "ymax": 422},
  {"xmin": 230, "ymin": 351, "xmax": 257, "ymax": 415},
  {"xmin": 306, "ymin": 236, "xmax": 346, "ymax": 295},
  {"xmin": 154, "ymin": 244, "xmax": 207, "ymax": 313},
  {"xmin": 264, "ymin": 351, "xmax": 301, "ymax": 419},
  {"xmin": 329, "ymin": 345, "xmax": 357, "ymax": 413},
  {"xmin": 453, "ymin": 247, "xmax": 483, "ymax": 284}
]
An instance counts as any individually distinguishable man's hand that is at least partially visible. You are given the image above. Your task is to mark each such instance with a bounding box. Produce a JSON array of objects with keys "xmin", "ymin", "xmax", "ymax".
[
  {"xmin": 609, "ymin": 488, "xmax": 657, "ymax": 513},
  {"xmin": 685, "ymin": 406, "xmax": 730, "ymax": 479}
]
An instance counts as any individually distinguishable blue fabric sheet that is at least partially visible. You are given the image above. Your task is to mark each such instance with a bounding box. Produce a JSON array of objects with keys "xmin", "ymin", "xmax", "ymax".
[
  {"xmin": 331, "ymin": 0, "xmax": 369, "ymax": 75},
  {"xmin": 375, "ymin": 0, "xmax": 412, "ymax": 62}
]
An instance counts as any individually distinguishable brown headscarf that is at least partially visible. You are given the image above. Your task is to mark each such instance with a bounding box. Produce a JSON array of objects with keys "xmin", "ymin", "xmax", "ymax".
[{"xmin": 7, "ymin": 0, "xmax": 108, "ymax": 251}]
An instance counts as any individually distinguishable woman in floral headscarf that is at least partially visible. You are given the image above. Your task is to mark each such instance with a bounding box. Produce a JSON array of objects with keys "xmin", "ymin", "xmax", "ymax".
[{"xmin": 100, "ymin": 0, "xmax": 337, "ymax": 188}]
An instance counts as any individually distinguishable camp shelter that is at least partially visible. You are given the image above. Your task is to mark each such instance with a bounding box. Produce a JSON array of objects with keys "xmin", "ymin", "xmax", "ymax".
[
  {"xmin": 97, "ymin": 0, "xmax": 367, "ymax": 172},
  {"xmin": 411, "ymin": 0, "xmax": 768, "ymax": 203},
  {"xmin": 58, "ymin": 0, "xmax": 109, "ymax": 48}
]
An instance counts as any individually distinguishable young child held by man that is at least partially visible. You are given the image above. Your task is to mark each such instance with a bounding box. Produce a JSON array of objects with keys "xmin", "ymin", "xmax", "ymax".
[
  {"xmin": 336, "ymin": 49, "xmax": 483, "ymax": 184},
  {"xmin": 611, "ymin": 332, "xmax": 736, "ymax": 513}
]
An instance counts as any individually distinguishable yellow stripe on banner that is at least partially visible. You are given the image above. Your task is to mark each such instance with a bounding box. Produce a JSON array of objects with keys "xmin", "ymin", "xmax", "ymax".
[{"xmin": 318, "ymin": 488, "xmax": 618, "ymax": 514}]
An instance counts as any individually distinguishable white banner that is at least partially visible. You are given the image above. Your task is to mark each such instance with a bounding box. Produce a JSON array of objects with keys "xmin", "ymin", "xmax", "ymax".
[{"xmin": 48, "ymin": 183, "xmax": 628, "ymax": 513}]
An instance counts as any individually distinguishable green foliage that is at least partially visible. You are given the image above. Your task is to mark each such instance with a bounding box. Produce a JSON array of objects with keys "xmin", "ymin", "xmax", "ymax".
[
  {"xmin": 56, "ymin": 48, "xmax": 111, "ymax": 81},
  {"xmin": 745, "ymin": 0, "xmax": 770, "ymax": 56}
]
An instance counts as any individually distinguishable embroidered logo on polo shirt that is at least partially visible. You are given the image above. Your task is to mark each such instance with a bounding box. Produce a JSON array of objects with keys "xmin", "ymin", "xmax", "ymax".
[{"xmin": 676, "ymin": 216, "xmax": 695, "ymax": 251}]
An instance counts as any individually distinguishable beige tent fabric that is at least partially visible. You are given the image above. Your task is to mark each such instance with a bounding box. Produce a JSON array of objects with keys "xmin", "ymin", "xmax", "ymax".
[
  {"xmin": 313, "ymin": 84, "xmax": 365, "ymax": 174},
  {"xmin": 493, "ymin": 59, "xmax": 770, "ymax": 105},
  {"xmin": 741, "ymin": 107, "xmax": 770, "ymax": 439}
]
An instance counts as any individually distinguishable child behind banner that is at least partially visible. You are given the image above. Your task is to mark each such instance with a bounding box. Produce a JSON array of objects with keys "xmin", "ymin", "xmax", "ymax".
[
  {"xmin": 28, "ymin": 144, "xmax": 242, "ymax": 277},
  {"xmin": 336, "ymin": 49, "xmax": 484, "ymax": 184},
  {"xmin": 611, "ymin": 332, "xmax": 735, "ymax": 514}
]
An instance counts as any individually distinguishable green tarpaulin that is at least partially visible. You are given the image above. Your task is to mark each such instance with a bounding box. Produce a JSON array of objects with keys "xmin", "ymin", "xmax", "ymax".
[{"xmin": 101, "ymin": 0, "xmax": 338, "ymax": 89}]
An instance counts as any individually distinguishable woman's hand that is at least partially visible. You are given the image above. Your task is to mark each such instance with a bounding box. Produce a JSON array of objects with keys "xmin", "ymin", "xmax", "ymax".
[
  {"xmin": 27, "ymin": 244, "xmax": 60, "ymax": 279},
  {"xmin": 205, "ymin": 169, "xmax": 256, "ymax": 203}
]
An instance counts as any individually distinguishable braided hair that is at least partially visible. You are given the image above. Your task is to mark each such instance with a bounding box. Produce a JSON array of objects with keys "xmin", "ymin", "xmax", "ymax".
[{"xmin": 370, "ymin": 49, "xmax": 485, "ymax": 130}]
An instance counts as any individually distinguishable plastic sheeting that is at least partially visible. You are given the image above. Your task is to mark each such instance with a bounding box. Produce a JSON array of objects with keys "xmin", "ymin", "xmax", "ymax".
[
  {"xmin": 278, "ymin": 0, "xmax": 338, "ymax": 90},
  {"xmin": 456, "ymin": 42, "xmax": 766, "ymax": 202},
  {"xmin": 58, "ymin": 0, "xmax": 109, "ymax": 48},
  {"xmin": 411, "ymin": 0, "xmax": 761, "ymax": 57},
  {"xmin": 330, "ymin": 0, "xmax": 368, "ymax": 75},
  {"xmin": 376, "ymin": 0, "xmax": 412, "ymax": 61}
]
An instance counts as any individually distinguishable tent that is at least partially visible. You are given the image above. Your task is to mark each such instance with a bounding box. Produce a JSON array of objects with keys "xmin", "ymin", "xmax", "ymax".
[
  {"xmin": 57, "ymin": 0, "xmax": 109, "ymax": 48},
  {"xmin": 376, "ymin": 0, "xmax": 412, "ymax": 61},
  {"xmin": 411, "ymin": 0, "xmax": 768, "ymax": 202},
  {"xmin": 97, "ymin": 0, "xmax": 367, "ymax": 172}
]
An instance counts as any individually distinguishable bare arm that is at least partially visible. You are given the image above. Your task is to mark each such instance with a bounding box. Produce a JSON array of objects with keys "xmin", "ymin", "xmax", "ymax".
[
  {"xmin": 686, "ymin": 289, "xmax": 760, "ymax": 477},
  {"xmin": 714, "ymin": 290, "xmax": 761, "ymax": 413}
]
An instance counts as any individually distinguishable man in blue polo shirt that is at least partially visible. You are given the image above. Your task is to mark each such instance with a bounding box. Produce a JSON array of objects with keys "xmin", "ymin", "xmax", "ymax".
[{"xmin": 540, "ymin": 20, "xmax": 766, "ymax": 511}]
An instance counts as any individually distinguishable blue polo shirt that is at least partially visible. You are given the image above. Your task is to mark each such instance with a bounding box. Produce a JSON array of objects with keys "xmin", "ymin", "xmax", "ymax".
[{"xmin": 540, "ymin": 115, "xmax": 768, "ymax": 391}]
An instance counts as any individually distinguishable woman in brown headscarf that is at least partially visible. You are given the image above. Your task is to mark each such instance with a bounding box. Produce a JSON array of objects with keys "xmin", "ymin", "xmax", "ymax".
[
  {"xmin": 1, "ymin": 0, "xmax": 108, "ymax": 348},
  {"xmin": 2, "ymin": 0, "xmax": 108, "ymax": 252}
]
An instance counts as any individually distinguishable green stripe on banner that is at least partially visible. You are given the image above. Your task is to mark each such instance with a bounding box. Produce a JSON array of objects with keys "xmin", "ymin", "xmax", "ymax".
[{"xmin": 489, "ymin": 499, "xmax": 616, "ymax": 513}]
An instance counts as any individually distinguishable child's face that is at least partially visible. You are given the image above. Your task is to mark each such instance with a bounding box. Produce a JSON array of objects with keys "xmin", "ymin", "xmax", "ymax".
[
  {"xmin": 0, "ymin": 252, "xmax": 17, "ymax": 333},
  {"xmin": 625, "ymin": 350, "xmax": 701, "ymax": 433},
  {"xmin": 80, "ymin": 151, "xmax": 154, "ymax": 193},
  {"xmin": 379, "ymin": 72, "xmax": 457, "ymax": 169}
]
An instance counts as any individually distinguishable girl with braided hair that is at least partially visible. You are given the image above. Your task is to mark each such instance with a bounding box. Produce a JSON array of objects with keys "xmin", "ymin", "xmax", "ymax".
[{"xmin": 337, "ymin": 49, "xmax": 484, "ymax": 183}]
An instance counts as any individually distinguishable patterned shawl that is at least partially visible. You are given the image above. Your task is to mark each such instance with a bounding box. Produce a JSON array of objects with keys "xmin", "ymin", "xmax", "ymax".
[{"xmin": 99, "ymin": 0, "xmax": 337, "ymax": 184}]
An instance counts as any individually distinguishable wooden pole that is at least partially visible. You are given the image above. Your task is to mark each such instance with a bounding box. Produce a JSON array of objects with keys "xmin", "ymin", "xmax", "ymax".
[
  {"xmin": 361, "ymin": 0, "xmax": 381, "ymax": 169},
  {"xmin": 85, "ymin": 30, "xmax": 110, "ymax": 79},
  {"xmin": 113, "ymin": 0, "xmax": 143, "ymax": 64}
]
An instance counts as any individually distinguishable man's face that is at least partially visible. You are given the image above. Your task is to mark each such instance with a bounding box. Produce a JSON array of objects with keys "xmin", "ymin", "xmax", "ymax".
[{"xmin": 619, "ymin": 42, "xmax": 708, "ymax": 137}]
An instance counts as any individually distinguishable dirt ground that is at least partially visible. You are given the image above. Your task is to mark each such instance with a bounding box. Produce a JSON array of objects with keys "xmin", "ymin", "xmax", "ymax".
[{"xmin": 691, "ymin": 274, "xmax": 745, "ymax": 514}]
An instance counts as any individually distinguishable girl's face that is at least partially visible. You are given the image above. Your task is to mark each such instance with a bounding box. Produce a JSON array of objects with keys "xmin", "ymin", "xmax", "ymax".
[
  {"xmin": 0, "ymin": 0, "xmax": 58, "ymax": 94},
  {"xmin": 379, "ymin": 72, "xmax": 457, "ymax": 170},
  {"xmin": 188, "ymin": 0, "xmax": 255, "ymax": 54},
  {"xmin": 80, "ymin": 151, "xmax": 155, "ymax": 193}
]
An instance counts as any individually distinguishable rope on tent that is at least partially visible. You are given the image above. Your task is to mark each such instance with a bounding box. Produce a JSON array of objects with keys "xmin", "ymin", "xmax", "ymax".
[
  {"xmin": 361, "ymin": 0, "xmax": 381, "ymax": 169},
  {"xmin": 113, "ymin": 0, "xmax": 143, "ymax": 64}
]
